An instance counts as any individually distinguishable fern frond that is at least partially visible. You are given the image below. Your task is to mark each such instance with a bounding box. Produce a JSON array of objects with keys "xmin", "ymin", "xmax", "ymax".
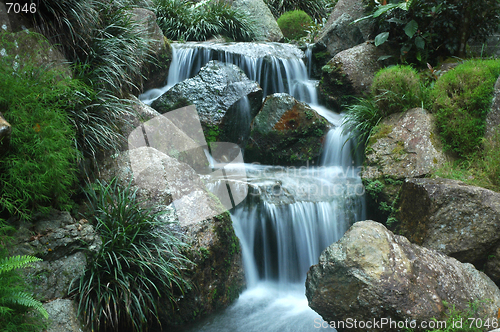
[
  {"xmin": 0, "ymin": 255, "xmax": 42, "ymax": 274},
  {"xmin": 0, "ymin": 292, "xmax": 48, "ymax": 319}
]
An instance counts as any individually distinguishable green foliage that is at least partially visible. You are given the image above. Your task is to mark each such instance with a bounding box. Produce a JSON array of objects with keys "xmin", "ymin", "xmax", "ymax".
[
  {"xmin": 32, "ymin": 0, "xmax": 154, "ymax": 158},
  {"xmin": 357, "ymin": 0, "xmax": 500, "ymax": 64},
  {"xmin": 0, "ymin": 248, "xmax": 48, "ymax": 332},
  {"xmin": 277, "ymin": 10, "xmax": 313, "ymax": 40},
  {"xmin": 431, "ymin": 60, "xmax": 500, "ymax": 158},
  {"xmin": 265, "ymin": 0, "xmax": 335, "ymax": 20},
  {"xmin": 72, "ymin": 179, "xmax": 192, "ymax": 331},
  {"xmin": 342, "ymin": 97, "xmax": 383, "ymax": 148},
  {"xmin": 371, "ymin": 65, "xmax": 422, "ymax": 116},
  {"xmin": 0, "ymin": 49, "xmax": 79, "ymax": 220},
  {"xmin": 154, "ymin": 0, "xmax": 255, "ymax": 41}
]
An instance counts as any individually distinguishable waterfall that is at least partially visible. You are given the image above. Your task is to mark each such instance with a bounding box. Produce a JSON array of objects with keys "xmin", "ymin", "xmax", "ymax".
[{"xmin": 142, "ymin": 42, "xmax": 365, "ymax": 332}]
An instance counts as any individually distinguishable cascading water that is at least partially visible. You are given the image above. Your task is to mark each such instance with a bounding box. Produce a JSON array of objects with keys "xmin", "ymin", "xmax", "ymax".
[{"xmin": 141, "ymin": 42, "xmax": 365, "ymax": 332}]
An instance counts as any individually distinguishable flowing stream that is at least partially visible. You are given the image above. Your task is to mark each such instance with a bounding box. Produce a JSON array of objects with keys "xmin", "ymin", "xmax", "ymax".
[{"xmin": 140, "ymin": 42, "xmax": 365, "ymax": 332}]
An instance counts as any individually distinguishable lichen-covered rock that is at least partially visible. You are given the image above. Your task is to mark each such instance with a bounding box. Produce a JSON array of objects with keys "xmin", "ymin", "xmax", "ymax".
[
  {"xmin": 244, "ymin": 93, "xmax": 330, "ymax": 165},
  {"xmin": 151, "ymin": 60, "xmax": 263, "ymax": 146},
  {"xmin": 131, "ymin": 8, "xmax": 172, "ymax": 91},
  {"xmin": 0, "ymin": 112, "xmax": 11, "ymax": 155},
  {"xmin": 9, "ymin": 210, "xmax": 100, "ymax": 301},
  {"xmin": 231, "ymin": 0, "xmax": 283, "ymax": 42},
  {"xmin": 485, "ymin": 75, "xmax": 500, "ymax": 140},
  {"xmin": 306, "ymin": 221, "xmax": 500, "ymax": 332},
  {"xmin": 43, "ymin": 299, "xmax": 85, "ymax": 332},
  {"xmin": 396, "ymin": 178, "xmax": 500, "ymax": 284},
  {"xmin": 0, "ymin": 2, "xmax": 33, "ymax": 33},
  {"xmin": 319, "ymin": 43, "xmax": 395, "ymax": 108},
  {"xmin": 1, "ymin": 30, "xmax": 71, "ymax": 78},
  {"xmin": 362, "ymin": 108, "xmax": 447, "ymax": 220}
]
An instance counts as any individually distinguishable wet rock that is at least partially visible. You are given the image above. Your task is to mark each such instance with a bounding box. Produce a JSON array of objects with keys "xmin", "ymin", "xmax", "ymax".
[
  {"xmin": 43, "ymin": 299, "xmax": 84, "ymax": 332},
  {"xmin": 9, "ymin": 211, "xmax": 100, "ymax": 301},
  {"xmin": 396, "ymin": 178, "xmax": 500, "ymax": 284},
  {"xmin": 244, "ymin": 93, "xmax": 330, "ymax": 166},
  {"xmin": 0, "ymin": 112, "xmax": 11, "ymax": 154},
  {"xmin": 306, "ymin": 220, "xmax": 500, "ymax": 332},
  {"xmin": 231, "ymin": 0, "xmax": 283, "ymax": 42},
  {"xmin": 361, "ymin": 108, "xmax": 447, "ymax": 220},
  {"xmin": 151, "ymin": 60, "xmax": 263, "ymax": 147},
  {"xmin": 485, "ymin": 75, "xmax": 500, "ymax": 140},
  {"xmin": 131, "ymin": 8, "xmax": 172, "ymax": 91},
  {"xmin": 319, "ymin": 42, "xmax": 395, "ymax": 108}
]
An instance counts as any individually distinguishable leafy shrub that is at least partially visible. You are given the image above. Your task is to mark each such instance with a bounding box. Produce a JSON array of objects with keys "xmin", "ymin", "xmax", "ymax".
[
  {"xmin": 431, "ymin": 60, "xmax": 500, "ymax": 157},
  {"xmin": 0, "ymin": 49, "xmax": 79, "ymax": 220},
  {"xmin": 72, "ymin": 179, "xmax": 192, "ymax": 331},
  {"xmin": 265, "ymin": 0, "xmax": 335, "ymax": 21},
  {"xmin": 359, "ymin": 0, "xmax": 500, "ymax": 64},
  {"xmin": 371, "ymin": 65, "xmax": 422, "ymax": 117},
  {"xmin": 277, "ymin": 10, "xmax": 313, "ymax": 40},
  {"xmin": 0, "ymin": 236, "xmax": 48, "ymax": 332},
  {"xmin": 155, "ymin": 0, "xmax": 255, "ymax": 41}
]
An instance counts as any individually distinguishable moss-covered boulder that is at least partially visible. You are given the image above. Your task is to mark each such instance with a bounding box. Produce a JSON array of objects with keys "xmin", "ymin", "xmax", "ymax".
[
  {"xmin": 244, "ymin": 93, "xmax": 330, "ymax": 165},
  {"xmin": 151, "ymin": 60, "xmax": 263, "ymax": 147},
  {"xmin": 362, "ymin": 108, "xmax": 447, "ymax": 221}
]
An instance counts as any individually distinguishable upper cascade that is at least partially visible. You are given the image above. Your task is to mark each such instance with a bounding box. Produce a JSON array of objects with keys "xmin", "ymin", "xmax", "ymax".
[{"xmin": 175, "ymin": 42, "xmax": 305, "ymax": 59}]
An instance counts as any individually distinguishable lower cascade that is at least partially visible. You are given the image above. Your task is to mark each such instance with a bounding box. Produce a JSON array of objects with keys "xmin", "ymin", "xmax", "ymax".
[{"xmin": 141, "ymin": 42, "xmax": 365, "ymax": 331}]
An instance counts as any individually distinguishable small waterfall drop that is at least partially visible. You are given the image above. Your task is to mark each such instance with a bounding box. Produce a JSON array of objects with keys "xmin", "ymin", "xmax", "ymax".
[{"xmin": 143, "ymin": 42, "xmax": 365, "ymax": 332}]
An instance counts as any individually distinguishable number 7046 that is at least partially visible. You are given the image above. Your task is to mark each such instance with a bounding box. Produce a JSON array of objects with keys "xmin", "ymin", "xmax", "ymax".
[{"xmin": 6, "ymin": 2, "xmax": 37, "ymax": 14}]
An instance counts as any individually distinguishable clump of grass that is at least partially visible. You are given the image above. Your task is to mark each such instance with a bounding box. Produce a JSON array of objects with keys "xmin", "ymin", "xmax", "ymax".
[
  {"xmin": 371, "ymin": 65, "xmax": 423, "ymax": 117},
  {"xmin": 277, "ymin": 10, "xmax": 313, "ymax": 40},
  {"xmin": 155, "ymin": 0, "xmax": 255, "ymax": 41},
  {"xmin": 265, "ymin": 0, "xmax": 335, "ymax": 21},
  {"xmin": 431, "ymin": 59, "xmax": 500, "ymax": 158},
  {"xmin": 342, "ymin": 97, "xmax": 382, "ymax": 148},
  {"xmin": 72, "ymin": 179, "xmax": 192, "ymax": 331}
]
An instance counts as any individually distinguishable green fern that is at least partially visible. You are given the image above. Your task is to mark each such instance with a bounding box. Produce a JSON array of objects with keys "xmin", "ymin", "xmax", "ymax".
[{"xmin": 0, "ymin": 255, "xmax": 48, "ymax": 320}]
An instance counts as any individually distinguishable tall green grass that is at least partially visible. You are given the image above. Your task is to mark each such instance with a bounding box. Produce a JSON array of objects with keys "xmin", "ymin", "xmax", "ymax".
[
  {"xmin": 72, "ymin": 179, "xmax": 192, "ymax": 331},
  {"xmin": 154, "ymin": 0, "xmax": 255, "ymax": 41}
]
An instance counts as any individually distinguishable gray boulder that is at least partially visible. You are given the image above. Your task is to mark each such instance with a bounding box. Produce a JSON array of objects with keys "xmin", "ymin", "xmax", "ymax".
[
  {"xmin": 151, "ymin": 60, "xmax": 263, "ymax": 146},
  {"xmin": 131, "ymin": 8, "xmax": 172, "ymax": 91},
  {"xmin": 362, "ymin": 108, "xmax": 447, "ymax": 218},
  {"xmin": 9, "ymin": 210, "xmax": 100, "ymax": 301},
  {"xmin": 244, "ymin": 93, "xmax": 330, "ymax": 165},
  {"xmin": 231, "ymin": 0, "xmax": 283, "ymax": 42},
  {"xmin": 0, "ymin": 112, "xmax": 11, "ymax": 155},
  {"xmin": 315, "ymin": 0, "xmax": 376, "ymax": 58},
  {"xmin": 485, "ymin": 75, "xmax": 500, "ymax": 140},
  {"xmin": 100, "ymin": 147, "xmax": 245, "ymax": 326},
  {"xmin": 306, "ymin": 220, "xmax": 500, "ymax": 332},
  {"xmin": 396, "ymin": 178, "xmax": 500, "ymax": 284},
  {"xmin": 319, "ymin": 42, "xmax": 395, "ymax": 107},
  {"xmin": 44, "ymin": 299, "xmax": 84, "ymax": 332}
]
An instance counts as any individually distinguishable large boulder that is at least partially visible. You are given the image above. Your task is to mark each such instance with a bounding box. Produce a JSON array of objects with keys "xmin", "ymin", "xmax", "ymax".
[
  {"xmin": 231, "ymin": 0, "xmax": 283, "ymax": 42},
  {"xmin": 319, "ymin": 42, "xmax": 395, "ymax": 108},
  {"xmin": 9, "ymin": 210, "xmax": 100, "ymax": 301},
  {"xmin": 151, "ymin": 60, "xmax": 263, "ymax": 147},
  {"xmin": 315, "ymin": 0, "xmax": 375, "ymax": 58},
  {"xmin": 396, "ymin": 178, "xmax": 500, "ymax": 284},
  {"xmin": 0, "ymin": 30, "xmax": 71, "ymax": 77},
  {"xmin": 100, "ymin": 146, "xmax": 245, "ymax": 326},
  {"xmin": 361, "ymin": 108, "xmax": 447, "ymax": 220},
  {"xmin": 244, "ymin": 93, "xmax": 330, "ymax": 165},
  {"xmin": 485, "ymin": 75, "xmax": 500, "ymax": 140},
  {"xmin": 131, "ymin": 8, "xmax": 172, "ymax": 91},
  {"xmin": 306, "ymin": 220, "xmax": 500, "ymax": 332},
  {"xmin": 0, "ymin": 112, "xmax": 11, "ymax": 155}
]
